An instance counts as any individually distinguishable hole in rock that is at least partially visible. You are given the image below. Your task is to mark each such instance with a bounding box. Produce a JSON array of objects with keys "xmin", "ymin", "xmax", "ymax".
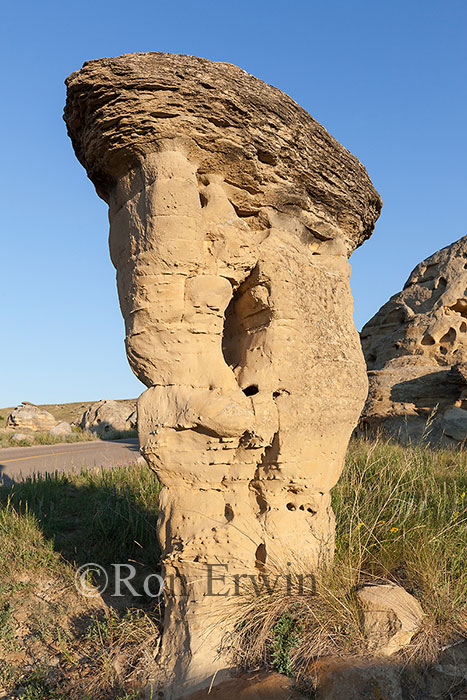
[
  {"xmin": 440, "ymin": 328, "xmax": 456, "ymax": 344},
  {"xmin": 286, "ymin": 503, "xmax": 296, "ymax": 511},
  {"xmin": 243, "ymin": 385, "xmax": 259, "ymax": 397},
  {"xmin": 255, "ymin": 543, "xmax": 267, "ymax": 570},
  {"xmin": 449, "ymin": 299, "xmax": 467, "ymax": 318},
  {"xmin": 299, "ymin": 505, "xmax": 317, "ymax": 514},
  {"xmin": 461, "ymin": 323, "xmax": 467, "ymax": 332},
  {"xmin": 382, "ymin": 308, "xmax": 406, "ymax": 327},
  {"xmin": 222, "ymin": 265, "xmax": 271, "ymax": 374},
  {"xmin": 436, "ymin": 277, "xmax": 447, "ymax": 290},
  {"xmin": 199, "ymin": 191, "xmax": 208, "ymax": 208},
  {"xmin": 419, "ymin": 263, "xmax": 438, "ymax": 282},
  {"xmin": 440, "ymin": 346, "xmax": 448, "ymax": 355},
  {"xmin": 273, "ymin": 389, "xmax": 290, "ymax": 398},
  {"xmin": 256, "ymin": 148, "xmax": 277, "ymax": 165},
  {"xmin": 421, "ymin": 334, "xmax": 436, "ymax": 346},
  {"xmin": 288, "ymin": 486, "xmax": 300, "ymax": 495},
  {"xmin": 224, "ymin": 504, "xmax": 234, "ymax": 522}
]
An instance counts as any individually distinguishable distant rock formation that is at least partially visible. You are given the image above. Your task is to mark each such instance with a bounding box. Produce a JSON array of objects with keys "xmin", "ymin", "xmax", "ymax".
[
  {"xmin": 6, "ymin": 403, "xmax": 57, "ymax": 432},
  {"xmin": 65, "ymin": 52, "xmax": 381, "ymax": 697},
  {"xmin": 79, "ymin": 400, "xmax": 136, "ymax": 437},
  {"xmin": 50, "ymin": 421, "xmax": 73, "ymax": 436},
  {"xmin": 361, "ymin": 235, "xmax": 467, "ymax": 444}
]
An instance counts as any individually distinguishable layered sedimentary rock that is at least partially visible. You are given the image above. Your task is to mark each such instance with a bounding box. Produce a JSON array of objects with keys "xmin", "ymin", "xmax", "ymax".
[
  {"xmin": 6, "ymin": 403, "xmax": 57, "ymax": 432},
  {"xmin": 361, "ymin": 235, "xmax": 467, "ymax": 444},
  {"xmin": 64, "ymin": 52, "xmax": 381, "ymax": 697}
]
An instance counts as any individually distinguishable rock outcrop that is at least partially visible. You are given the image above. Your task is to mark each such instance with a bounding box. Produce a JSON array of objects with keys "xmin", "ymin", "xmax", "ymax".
[
  {"xmin": 312, "ymin": 647, "xmax": 467, "ymax": 700},
  {"xmin": 50, "ymin": 421, "xmax": 73, "ymax": 436},
  {"xmin": 64, "ymin": 52, "xmax": 381, "ymax": 697},
  {"xmin": 6, "ymin": 403, "xmax": 57, "ymax": 432},
  {"xmin": 356, "ymin": 583, "xmax": 424, "ymax": 656},
  {"xmin": 79, "ymin": 399, "xmax": 136, "ymax": 437},
  {"xmin": 10, "ymin": 432, "xmax": 35, "ymax": 444},
  {"xmin": 361, "ymin": 235, "xmax": 467, "ymax": 444},
  {"xmin": 184, "ymin": 672, "xmax": 302, "ymax": 699}
]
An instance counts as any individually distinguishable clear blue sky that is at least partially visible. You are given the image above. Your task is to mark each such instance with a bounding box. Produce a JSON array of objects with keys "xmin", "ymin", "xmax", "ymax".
[{"xmin": 1, "ymin": 0, "xmax": 466, "ymax": 407}]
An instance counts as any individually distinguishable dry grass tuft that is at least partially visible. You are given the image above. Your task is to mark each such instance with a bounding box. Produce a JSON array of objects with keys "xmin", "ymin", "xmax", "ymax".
[{"xmin": 230, "ymin": 435, "xmax": 467, "ymax": 677}]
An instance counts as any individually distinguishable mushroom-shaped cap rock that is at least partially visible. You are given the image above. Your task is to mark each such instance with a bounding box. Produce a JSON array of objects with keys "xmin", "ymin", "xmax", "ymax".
[{"xmin": 64, "ymin": 52, "xmax": 381, "ymax": 253}]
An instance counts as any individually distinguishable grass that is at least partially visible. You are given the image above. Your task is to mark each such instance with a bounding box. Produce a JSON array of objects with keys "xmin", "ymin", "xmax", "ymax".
[
  {"xmin": 334, "ymin": 437, "xmax": 467, "ymax": 653},
  {"xmin": 0, "ymin": 398, "xmax": 138, "ymax": 447},
  {"xmin": 0, "ymin": 461, "xmax": 161, "ymax": 569},
  {"xmin": 0, "ymin": 399, "xmax": 137, "ymax": 426},
  {"xmin": 231, "ymin": 436, "xmax": 467, "ymax": 681},
  {"xmin": 0, "ymin": 461, "xmax": 161, "ymax": 699},
  {"xmin": 0, "ymin": 427, "xmax": 94, "ymax": 448},
  {"xmin": 0, "ymin": 427, "xmax": 138, "ymax": 448},
  {"xmin": 0, "ymin": 436, "xmax": 465, "ymax": 697}
]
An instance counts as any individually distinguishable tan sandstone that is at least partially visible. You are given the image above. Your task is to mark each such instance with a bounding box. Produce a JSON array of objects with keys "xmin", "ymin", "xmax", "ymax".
[
  {"xmin": 6, "ymin": 403, "xmax": 57, "ymax": 432},
  {"xmin": 361, "ymin": 235, "xmax": 467, "ymax": 444},
  {"xmin": 357, "ymin": 583, "xmax": 424, "ymax": 656},
  {"xmin": 184, "ymin": 671, "xmax": 303, "ymax": 699},
  {"xmin": 50, "ymin": 421, "xmax": 73, "ymax": 436},
  {"xmin": 64, "ymin": 52, "xmax": 381, "ymax": 697},
  {"xmin": 79, "ymin": 399, "xmax": 136, "ymax": 437}
]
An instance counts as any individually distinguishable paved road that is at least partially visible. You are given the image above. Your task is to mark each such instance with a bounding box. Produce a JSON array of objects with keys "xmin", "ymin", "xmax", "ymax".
[{"xmin": 0, "ymin": 439, "xmax": 141, "ymax": 484}]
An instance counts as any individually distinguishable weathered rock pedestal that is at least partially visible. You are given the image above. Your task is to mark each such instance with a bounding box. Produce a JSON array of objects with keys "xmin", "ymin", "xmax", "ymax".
[
  {"xmin": 360, "ymin": 235, "xmax": 467, "ymax": 444},
  {"xmin": 64, "ymin": 52, "xmax": 381, "ymax": 697}
]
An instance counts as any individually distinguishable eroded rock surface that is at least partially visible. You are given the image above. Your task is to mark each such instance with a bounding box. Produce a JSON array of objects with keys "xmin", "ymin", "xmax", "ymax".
[
  {"xmin": 313, "ymin": 643, "xmax": 467, "ymax": 700},
  {"xmin": 357, "ymin": 583, "xmax": 424, "ymax": 656},
  {"xmin": 50, "ymin": 421, "xmax": 73, "ymax": 436},
  {"xmin": 361, "ymin": 235, "xmax": 467, "ymax": 444},
  {"xmin": 79, "ymin": 399, "xmax": 136, "ymax": 437},
  {"xmin": 6, "ymin": 403, "xmax": 57, "ymax": 432},
  {"xmin": 64, "ymin": 52, "xmax": 381, "ymax": 697}
]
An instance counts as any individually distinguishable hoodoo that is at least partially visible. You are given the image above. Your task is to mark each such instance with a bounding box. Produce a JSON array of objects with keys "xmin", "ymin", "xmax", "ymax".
[
  {"xmin": 64, "ymin": 52, "xmax": 381, "ymax": 697},
  {"xmin": 361, "ymin": 235, "xmax": 467, "ymax": 445}
]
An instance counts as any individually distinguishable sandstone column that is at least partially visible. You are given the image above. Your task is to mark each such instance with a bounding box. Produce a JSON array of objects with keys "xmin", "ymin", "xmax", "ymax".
[{"xmin": 64, "ymin": 52, "xmax": 381, "ymax": 697}]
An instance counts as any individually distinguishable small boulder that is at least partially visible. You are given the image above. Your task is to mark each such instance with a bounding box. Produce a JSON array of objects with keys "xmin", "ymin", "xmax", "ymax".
[
  {"xmin": 50, "ymin": 421, "xmax": 73, "ymax": 437},
  {"xmin": 79, "ymin": 400, "xmax": 135, "ymax": 437},
  {"xmin": 11, "ymin": 432, "xmax": 34, "ymax": 444},
  {"xmin": 6, "ymin": 404, "xmax": 57, "ymax": 432},
  {"xmin": 357, "ymin": 583, "xmax": 424, "ymax": 656}
]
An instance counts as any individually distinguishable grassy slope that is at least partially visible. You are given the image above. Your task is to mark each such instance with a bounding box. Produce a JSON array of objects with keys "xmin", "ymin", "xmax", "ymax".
[
  {"xmin": 0, "ymin": 438, "xmax": 465, "ymax": 698},
  {"xmin": 0, "ymin": 399, "xmax": 137, "ymax": 426},
  {"xmin": 0, "ymin": 462, "xmax": 160, "ymax": 700},
  {"xmin": 0, "ymin": 399, "xmax": 138, "ymax": 448},
  {"xmin": 229, "ymin": 437, "xmax": 467, "ymax": 686}
]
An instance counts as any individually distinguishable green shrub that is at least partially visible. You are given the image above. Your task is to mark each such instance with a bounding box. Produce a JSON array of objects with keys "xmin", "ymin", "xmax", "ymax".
[{"xmin": 269, "ymin": 611, "xmax": 304, "ymax": 676}]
